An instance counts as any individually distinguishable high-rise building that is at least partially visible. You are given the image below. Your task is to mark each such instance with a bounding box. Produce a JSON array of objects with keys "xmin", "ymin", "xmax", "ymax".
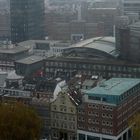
[
  {"xmin": 10, "ymin": 0, "xmax": 44, "ymax": 43},
  {"xmin": 123, "ymin": 0, "xmax": 140, "ymax": 16}
]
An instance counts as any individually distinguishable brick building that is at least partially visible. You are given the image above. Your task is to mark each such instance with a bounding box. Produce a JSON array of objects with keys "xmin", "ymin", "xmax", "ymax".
[{"xmin": 77, "ymin": 78, "xmax": 140, "ymax": 140}]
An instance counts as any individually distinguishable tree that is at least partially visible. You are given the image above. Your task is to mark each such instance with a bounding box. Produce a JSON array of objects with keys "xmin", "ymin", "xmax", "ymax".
[
  {"xmin": 0, "ymin": 103, "xmax": 42, "ymax": 140},
  {"xmin": 129, "ymin": 113, "xmax": 140, "ymax": 140}
]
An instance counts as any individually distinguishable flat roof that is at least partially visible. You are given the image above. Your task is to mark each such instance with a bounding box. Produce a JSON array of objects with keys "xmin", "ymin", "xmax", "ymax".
[
  {"xmin": 0, "ymin": 45, "xmax": 29, "ymax": 54},
  {"xmin": 82, "ymin": 80, "xmax": 96, "ymax": 87},
  {"xmin": 84, "ymin": 78, "xmax": 140, "ymax": 96},
  {"xmin": 16, "ymin": 55, "xmax": 44, "ymax": 65}
]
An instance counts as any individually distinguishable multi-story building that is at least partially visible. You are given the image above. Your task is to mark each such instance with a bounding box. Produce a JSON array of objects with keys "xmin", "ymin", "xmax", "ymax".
[
  {"xmin": 45, "ymin": 37, "xmax": 140, "ymax": 79},
  {"xmin": 45, "ymin": 19, "xmax": 104, "ymax": 41},
  {"xmin": 45, "ymin": 56, "xmax": 140, "ymax": 79},
  {"xmin": 51, "ymin": 91, "xmax": 79, "ymax": 140},
  {"xmin": 0, "ymin": 44, "xmax": 30, "ymax": 71},
  {"xmin": 123, "ymin": 0, "xmax": 140, "ymax": 17},
  {"xmin": 116, "ymin": 20, "xmax": 140, "ymax": 63},
  {"xmin": 85, "ymin": 7, "xmax": 120, "ymax": 36},
  {"xmin": 45, "ymin": 0, "xmax": 121, "ymax": 39},
  {"xmin": 18, "ymin": 40, "xmax": 70, "ymax": 57},
  {"xmin": 10, "ymin": 0, "xmax": 44, "ymax": 43},
  {"xmin": 77, "ymin": 78, "xmax": 140, "ymax": 140},
  {"xmin": 0, "ymin": 87, "xmax": 32, "ymax": 105},
  {"xmin": 15, "ymin": 55, "xmax": 44, "ymax": 78}
]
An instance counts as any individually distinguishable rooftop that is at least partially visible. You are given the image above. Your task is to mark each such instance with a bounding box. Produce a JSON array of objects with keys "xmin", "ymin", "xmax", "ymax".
[
  {"xmin": 84, "ymin": 78, "xmax": 140, "ymax": 96},
  {"xmin": 0, "ymin": 45, "xmax": 29, "ymax": 54},
  {"xmin": 64, "ymin": 37, "xmax": 118, "ymax": 58},
  {"xmin": 18, "ymin": 40, "xmax": 60, "ymax": 46},
  {"xmin": 7, "ymin": 71, "xmax": 23, "ymax": 80},
  {"xmin": 82, "ymin": 79, "xmax": 96, "ymax": 87},
  {"xmin": 16, "ymin": 55, "xmax": 44, "ymax": 65},
  {"xmin": 18, "ymin": 40, "xmax": 70, "ymax": 48}
]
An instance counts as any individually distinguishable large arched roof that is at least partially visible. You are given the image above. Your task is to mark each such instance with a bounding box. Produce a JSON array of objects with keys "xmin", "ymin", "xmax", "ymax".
[{"xmin": 63, "ymin": 37, "xmax": 119, "ymax": 59}]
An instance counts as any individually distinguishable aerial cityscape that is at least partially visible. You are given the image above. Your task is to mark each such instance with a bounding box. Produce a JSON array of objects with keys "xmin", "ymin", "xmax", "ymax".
[{"xmin": 0, "ymin": 0, "xmax": 140, "ymax": 140}]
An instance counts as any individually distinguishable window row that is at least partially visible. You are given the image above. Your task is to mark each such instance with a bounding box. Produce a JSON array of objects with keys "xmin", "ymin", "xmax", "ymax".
[
  {"xmin": 88, "ymin": 119, "xmax": 99, "ymax": 124},
  {"xmin": 88, "ymin": 111, "xmax": 99, "ymax": 117},
  {"xmin": 102, "ymin": 113, "xmax": 113, "ymax": 119},
  {"xmin": 88, "ymin": 104, "xmax": 99, "ymax": 109},
  {"xmin": 52, "ymin": 113, "xmax": 76, "ymax": 121},
  {"xmin": 102, "ymin": 129, "xmax": 113, "ymax": 135},
  {"xmin": 88, "ymin": 127, "xmax": 99, "ymax": 132},
  {"xmin": 52, "ymin": 122, "xmax": 76, "ymax": 130},
  {"xmin": 46, "ymin": 62, "xmax": 140, "ymax": 73},
  {"xmin": 102, "ymin": 121, "xmax": 113, "ymax": 127}
]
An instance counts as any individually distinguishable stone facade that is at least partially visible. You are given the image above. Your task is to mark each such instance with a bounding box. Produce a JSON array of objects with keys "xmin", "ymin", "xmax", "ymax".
[{"xmin": 51, "ymin": 91, "xmax": 77, "ymax": 140}]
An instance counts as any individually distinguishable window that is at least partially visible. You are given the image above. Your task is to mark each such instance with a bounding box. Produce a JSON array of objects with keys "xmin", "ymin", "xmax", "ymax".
[
  {"xmin": 102, "ymin": 113, "xmax": 113, "ymax": 119},
  {"xmin": 64, "ymin": 124, "xmax": 67, "ymax": 129},
  {"xmin": 88, "ymin": 104, "xmax": 92, "ymax": 108},
  {"xmin": 53, "ymin": 132, "xmax": 58, "ymax": 138},
  {"xmin": 56, "ymin": 123, "xmax": 59, "ymax": 127},
  {"xmin": 53, "ymin": 105, "xmax": 57, "ymax": 110},
  {"xmin": 88, "ymin": 119, "xmax": 92, "ymax": 123},
  {"xmin": 102, "ymin": 113, "xmax": 105, "ymax": 117},
  {"xmin": 64, "ymin": 116, "xmax": 67, "ymax": 120},
  {"xmin": 70, "ymin": 107, "xmax": 74, "ymax": 112},
  {"xmin": 82, "ymin": 118, "xmax": 85, "ymax": 122},
  {"xmin": 88, "ymin": 111, "xmax": 91, "ymax": 115},
  {"xmin": 78, "ymin": 117, "xmax": 81, "ymax": 121},
  {"xmin": 102, "ymin": 105, "xmax": 113, "ymax": 111},
  {"xmin": 73, "ymin": 117, "xmax": 75, "ymax": 121}
]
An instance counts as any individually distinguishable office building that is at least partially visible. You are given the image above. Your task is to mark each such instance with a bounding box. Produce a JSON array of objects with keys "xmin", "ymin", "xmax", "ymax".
[
  {"xmin": 10, "ymin": 0, "xmax": 44, "ymax": 43},
  {"xmin": 77, "ymin": 78, "xmax": 140, "ymax": 140}
]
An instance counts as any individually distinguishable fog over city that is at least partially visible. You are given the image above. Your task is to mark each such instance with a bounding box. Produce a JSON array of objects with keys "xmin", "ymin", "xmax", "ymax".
[{"xmin": 0, "ymin": 0, "xmax": 140, "ymax": 140}]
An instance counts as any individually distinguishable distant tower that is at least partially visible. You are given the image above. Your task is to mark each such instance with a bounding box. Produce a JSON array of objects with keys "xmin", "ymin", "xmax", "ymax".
[
  {"xmin": 10, "ymin": 0, "xmax": 45, "ymax": 43},
  {"xmin": 115, "ymin": 16, "xmax": 130, "ymax": 59}
]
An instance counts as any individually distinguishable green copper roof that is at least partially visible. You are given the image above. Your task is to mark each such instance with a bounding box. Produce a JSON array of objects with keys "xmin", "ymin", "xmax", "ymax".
[{"xmin": 84, "ymin": 78, "xmax": 140, "ymax": 104}]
